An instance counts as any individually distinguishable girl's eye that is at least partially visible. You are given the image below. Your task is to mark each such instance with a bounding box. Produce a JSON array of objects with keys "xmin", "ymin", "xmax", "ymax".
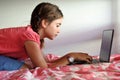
[
  {"xmin": 56, "ymin": 25, "xmax": 60, "ymax": 27},
  {"xmin": 56, "ymin": 23, "xmax": 61, "ymax": 27}
]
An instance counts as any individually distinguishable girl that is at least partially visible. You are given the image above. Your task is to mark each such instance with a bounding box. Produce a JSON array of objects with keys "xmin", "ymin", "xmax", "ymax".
[{"xmin": 0, "ymin": 2, "xmax": 92, "ymax": 71}]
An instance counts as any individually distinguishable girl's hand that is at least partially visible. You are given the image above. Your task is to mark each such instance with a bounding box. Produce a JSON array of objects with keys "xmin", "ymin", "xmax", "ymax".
[
  {"xmin": 68, "ymin": 52, "xmax": 92, "ymax": 63},
  {"xmin": 47, "ymin": 52, "xmax": 92, "ymax": 68}
]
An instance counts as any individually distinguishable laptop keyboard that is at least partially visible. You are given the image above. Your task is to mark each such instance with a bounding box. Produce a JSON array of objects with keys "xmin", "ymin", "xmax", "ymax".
[{"xmin": 92, "ymin": 59, "xmax": 100, "ymax": 64}]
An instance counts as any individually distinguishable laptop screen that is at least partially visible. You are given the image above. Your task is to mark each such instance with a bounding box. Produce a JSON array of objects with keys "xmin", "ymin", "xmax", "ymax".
[{"xmin": 99, "ymin": 29, "xmax": 114, "ymax": 62}]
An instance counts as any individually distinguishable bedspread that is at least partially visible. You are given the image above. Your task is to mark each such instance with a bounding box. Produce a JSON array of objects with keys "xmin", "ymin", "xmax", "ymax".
[{"xmin": 0, "ymin": 54, "xmax": 120, "ymax": 80}]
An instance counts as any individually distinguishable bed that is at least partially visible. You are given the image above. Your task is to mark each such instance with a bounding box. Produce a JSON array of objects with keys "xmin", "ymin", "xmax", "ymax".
[{"xmin": 0, "ymin": 53, "xmax": 120, "ymax": 80}]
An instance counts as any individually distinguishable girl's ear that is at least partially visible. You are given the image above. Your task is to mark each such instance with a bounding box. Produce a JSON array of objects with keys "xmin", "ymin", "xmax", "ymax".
[{"xmin": 41, "ymin": 19, "xmax": 49, "ymax": 28}]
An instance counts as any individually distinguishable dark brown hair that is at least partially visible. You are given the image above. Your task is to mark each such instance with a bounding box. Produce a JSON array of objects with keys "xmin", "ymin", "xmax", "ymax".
[{"xmin": 30, "ymin": 2, "xmax": 63, "ymax": 48}]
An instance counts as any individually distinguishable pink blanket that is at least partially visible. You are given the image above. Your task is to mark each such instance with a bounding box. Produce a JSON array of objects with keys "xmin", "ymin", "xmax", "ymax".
[{"xmin": 0, "ymin": 54, "xmax": 120, "ymax": 80}]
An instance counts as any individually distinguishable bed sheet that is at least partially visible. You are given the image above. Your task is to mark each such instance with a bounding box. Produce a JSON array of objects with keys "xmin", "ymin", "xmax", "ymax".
[{"xmin": 0, "ymin": 53, "xmax": 120, "ymax": 80}]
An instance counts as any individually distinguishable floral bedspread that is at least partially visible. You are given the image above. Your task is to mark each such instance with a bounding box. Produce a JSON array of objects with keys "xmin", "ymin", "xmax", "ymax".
[{"xmin": 0, "ymin": 53, "xmax": 120, "ymax": 80}]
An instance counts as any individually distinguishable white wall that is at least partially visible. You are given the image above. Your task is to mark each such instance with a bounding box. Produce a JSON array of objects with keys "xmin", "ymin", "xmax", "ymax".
[
  {"xmin": 110, "ymin": 0, "xmax": 120, "ymax": 55},
  {"xmin": 0, "ymin": 0, "xmax": 119, "ymax": 56},
  {"xmin": 118, "ymin": 0, "xmax": 120, "ymax": 52}
]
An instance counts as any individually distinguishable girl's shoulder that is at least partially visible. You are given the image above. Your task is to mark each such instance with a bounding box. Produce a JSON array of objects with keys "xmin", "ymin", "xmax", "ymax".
[{"xmin": 19, "ymin": 25, "xmax": 40, "ymax": 45}]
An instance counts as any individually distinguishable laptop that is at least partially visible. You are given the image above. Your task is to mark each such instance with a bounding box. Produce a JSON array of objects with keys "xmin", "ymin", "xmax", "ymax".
[{"xmin": 92, "ymin": 29, "xmax": 114, "ymax": 63}]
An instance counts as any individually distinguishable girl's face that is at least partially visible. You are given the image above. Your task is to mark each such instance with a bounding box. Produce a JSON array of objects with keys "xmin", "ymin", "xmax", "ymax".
[{"xmin": 44, "ymin": 18, "xmax": 63, "ymax": 40}]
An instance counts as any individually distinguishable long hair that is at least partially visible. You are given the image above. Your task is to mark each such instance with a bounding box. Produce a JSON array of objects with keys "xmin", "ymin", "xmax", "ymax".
[{"xmin": 30, "ymin": 2, "xmax": 63, "ymax": 48}]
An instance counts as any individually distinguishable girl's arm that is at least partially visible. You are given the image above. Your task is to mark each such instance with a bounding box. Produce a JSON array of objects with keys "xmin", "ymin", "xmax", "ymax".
[
  {"xmin": 48, "ymin": 52, "xmax": 92, "ymax": 68},
  {"xmin": 24, "ymin": 41, "xmax": 92, "ymax": 68},
  {"xmin": 25, "ymin": 41, "xmax": 48, "ymax": 68},
  {"xmin": 24, "ymin": 40, "xmax": 70, "ymax": 68}
]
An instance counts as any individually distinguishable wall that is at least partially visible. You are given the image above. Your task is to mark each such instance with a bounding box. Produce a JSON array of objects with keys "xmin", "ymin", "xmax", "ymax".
[
  {"xmin": 111, "ymin": 0, "xmax": 120, "ymax": 55},
  {"xmin": 118, "ymin": 0, "xmax": 120, "ymax": 52},
  {"xmin": 0, "ymin": 0, "xmax": 119, "ymax": 56}
]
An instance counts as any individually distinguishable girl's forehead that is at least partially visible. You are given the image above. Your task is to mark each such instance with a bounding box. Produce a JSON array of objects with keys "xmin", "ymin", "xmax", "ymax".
[
  {"xmin": 47, "ymin": 18, "xmax": 63, "ymax": 25},
  {"xmin": 53, "ymin": 18, "xmax": 63, "ymax": 23}
]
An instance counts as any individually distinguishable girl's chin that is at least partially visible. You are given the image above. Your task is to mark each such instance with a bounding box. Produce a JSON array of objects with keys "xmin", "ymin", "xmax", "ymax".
[
  {"xmin": 48, "ymin": 37, "xmax": 55, "ymax": 40},
  {"xmin": 46, "ymin": 35, "xmax": 57, "ymax": 40}
]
